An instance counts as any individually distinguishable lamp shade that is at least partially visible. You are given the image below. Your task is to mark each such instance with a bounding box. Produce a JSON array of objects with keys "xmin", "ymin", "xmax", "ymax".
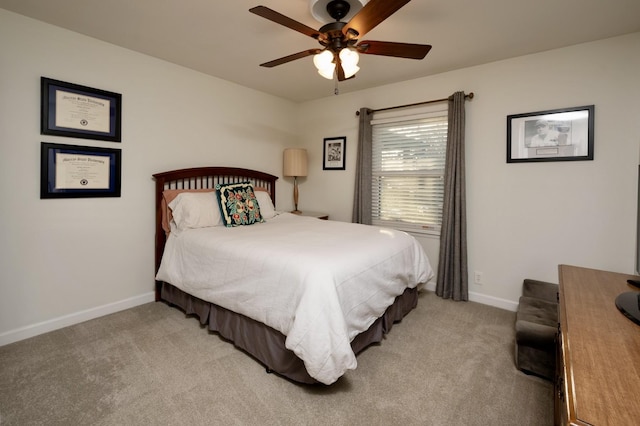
[
  {"xmin": 283, "ymin": 148, "xmax": 308, "ymax": 177},
  {"xmin": 339, "ymin": 48, "xmax": 360, "ymax": 78},
  {"xmin": 313, "ymin": 50, "xmax": 336, "ymax": 80}
]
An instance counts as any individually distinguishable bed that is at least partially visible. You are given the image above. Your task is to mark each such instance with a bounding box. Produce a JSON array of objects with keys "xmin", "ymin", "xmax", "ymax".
[{"xmin": 153, "ymin": 167, "xmax": 433, "ymax": 385}]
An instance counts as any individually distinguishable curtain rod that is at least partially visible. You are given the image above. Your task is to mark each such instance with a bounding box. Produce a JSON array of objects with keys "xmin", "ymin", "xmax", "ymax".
[{"xmin": 355, "ymin": 92, "xmax": 474, "ymax": 116}]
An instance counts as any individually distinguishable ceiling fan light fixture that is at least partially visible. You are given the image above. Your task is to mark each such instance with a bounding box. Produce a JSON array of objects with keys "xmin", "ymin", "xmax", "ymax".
[
  {"xmin": 313, "ymin": 50, "xmax": 336, "ymax": 79},
  {"xmin": 251, "ymin": 1, "xmax": 432, "ymax": 86},
  {"xmin": 342, "ymin": 64, "xmax": 360, "ymax": 79},
  {"xmin": 339, "ymin": 47, "xmax": 360, "ymax": 78},
  {"xmin": 310, "ymin": 0, "xmax": 367, "ymax": 24},
  {"xmin": 317, "ymin": 65, "xmax": 336, "ymax": 80}
]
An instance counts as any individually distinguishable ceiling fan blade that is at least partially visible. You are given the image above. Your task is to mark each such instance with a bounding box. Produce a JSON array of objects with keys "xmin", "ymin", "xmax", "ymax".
[
  {"xmin": 250, "ymin": 6, "xmax": 323, "ymax": 41},
  {"xmin": 260, "ymin": 49, "xmax": 322, "ymax": 68},
  {"xmin": 357, "ymin": 40, "xmax": 432, "ymax": 59},
  {"xmin": 342, "ymin": 0, "xmax": 411, "ymax": 39}
]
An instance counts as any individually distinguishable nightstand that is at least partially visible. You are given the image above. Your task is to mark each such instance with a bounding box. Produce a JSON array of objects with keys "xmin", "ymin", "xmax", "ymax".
[{"xmin": 293, "ymin": 211, "xmax": 329, "ymax": 220}]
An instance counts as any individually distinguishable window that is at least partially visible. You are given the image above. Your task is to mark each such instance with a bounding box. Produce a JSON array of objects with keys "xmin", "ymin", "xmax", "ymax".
[{"xmin": 371, "ymin": 107, "xmax": 448, "ymax": 235}]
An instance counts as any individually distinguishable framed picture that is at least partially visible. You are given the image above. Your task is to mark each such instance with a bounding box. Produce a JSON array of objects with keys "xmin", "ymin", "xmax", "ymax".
[
  {"xmin": 40, "ymin": 142, "xmax": 122, "ymax": 199},
  {"xmin": 41, "ymin": 77, "xmax": 122, "ymax": 142},
  {"xmin": 507, "ymin": 105, "xmax": 594, "ymax": 163},
  {"xmin": 323, "ymin": 136, "xmax": 346, "ymax": 170}
]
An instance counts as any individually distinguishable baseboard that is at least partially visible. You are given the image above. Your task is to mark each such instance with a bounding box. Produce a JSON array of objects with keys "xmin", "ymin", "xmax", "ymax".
[
  {"xmin": 469, "ymin": 291, "xmax": 518, "ymax": 312},
  {"xmin": 423, "ymin": 282, "xmax": 518, "ymax": 312},
  {"xmin": 0, "ymin": 292, "xmax": 155, "ymax": 347},
  {"xmin": 2, "ymin": 284, "xmax": 518, "ymax": 347}
]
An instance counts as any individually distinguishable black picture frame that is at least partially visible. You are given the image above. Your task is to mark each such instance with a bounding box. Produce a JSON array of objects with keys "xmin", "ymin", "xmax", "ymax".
[
  {"xmin": 40, "ymin": 142, "xmax": 122, "ymax": 199},
  {"xmin": 41, "ymin": 77, "xmax": 122, "ymax": 142},
  {"xmin": 323, "ymin": 136, "xmax": 346, "ymax": 170},
  {"xmin": 507, "ymin": 105, "xmax": 594, "ymax": 163}
]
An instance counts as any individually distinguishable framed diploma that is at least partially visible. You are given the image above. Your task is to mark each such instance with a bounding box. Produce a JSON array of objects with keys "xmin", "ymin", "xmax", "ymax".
[
  {"xmin": 40, "ymin": 142, "xmax": 122, "ymax": 198},
  {"xmin": 41, "ymin": 77, "xmax": 122, "ymax": 142}
]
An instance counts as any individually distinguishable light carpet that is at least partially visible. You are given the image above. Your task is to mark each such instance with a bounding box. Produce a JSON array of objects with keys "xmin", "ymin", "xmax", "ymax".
[{"xmin": 0, "ymin": 291, "xmax": 553, "ymax": 425}]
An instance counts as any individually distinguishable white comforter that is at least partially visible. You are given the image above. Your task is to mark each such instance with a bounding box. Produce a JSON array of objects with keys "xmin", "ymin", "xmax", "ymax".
[{"xmin": 156, "ymin": 213, "xmax": 433, "ymax": 384}]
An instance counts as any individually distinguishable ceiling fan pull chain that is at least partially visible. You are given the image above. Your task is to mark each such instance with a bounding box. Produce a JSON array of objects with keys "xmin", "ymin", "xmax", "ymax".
[{"xmin": 334, "ymin": 78, "xmax": 339, "ymax": 95}]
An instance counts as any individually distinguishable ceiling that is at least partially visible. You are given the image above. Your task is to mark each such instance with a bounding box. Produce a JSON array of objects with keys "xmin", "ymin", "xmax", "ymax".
[{"xmin": 1, "ymin": 0, "xmax": 639, "ymax": 103}]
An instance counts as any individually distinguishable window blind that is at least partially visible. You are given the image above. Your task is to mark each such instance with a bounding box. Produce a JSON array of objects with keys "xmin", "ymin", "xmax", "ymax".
[{"xmin": 371, "ymin": 112, "xmax": 448, "ymax": 235}]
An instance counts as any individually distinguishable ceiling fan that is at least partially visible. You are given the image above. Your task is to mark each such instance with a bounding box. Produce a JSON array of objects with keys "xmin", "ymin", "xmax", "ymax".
[{"xmin": 249, "ymin": 0, "xmax": 432, "ymax": 81}]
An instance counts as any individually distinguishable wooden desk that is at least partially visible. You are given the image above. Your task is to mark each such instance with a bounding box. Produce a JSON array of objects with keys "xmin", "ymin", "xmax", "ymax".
[{"xmin": 557, "ymin": 265, "xmax": 640, "ymax": 425}]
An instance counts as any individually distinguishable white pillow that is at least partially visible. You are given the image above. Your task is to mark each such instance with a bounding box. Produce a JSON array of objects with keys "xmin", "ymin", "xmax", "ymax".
[
  {"xmin": 255, "ymin": 190, "xmax": 276, "ymax": 219},
  {"xmin": 168, "ymin": 192, "xmax": 222, "ymax": 230}
]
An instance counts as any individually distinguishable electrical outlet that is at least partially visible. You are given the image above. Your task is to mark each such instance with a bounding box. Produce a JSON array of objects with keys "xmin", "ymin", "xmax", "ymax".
[{"xmin": 474, "ymin": 271, "xmax": 483, "ymax": 285}]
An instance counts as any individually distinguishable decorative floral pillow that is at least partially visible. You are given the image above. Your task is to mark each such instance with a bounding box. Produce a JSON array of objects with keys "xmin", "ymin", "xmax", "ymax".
[{"xmin": 215, "ymin": 182, "xmax": 264, "ymax": 227}]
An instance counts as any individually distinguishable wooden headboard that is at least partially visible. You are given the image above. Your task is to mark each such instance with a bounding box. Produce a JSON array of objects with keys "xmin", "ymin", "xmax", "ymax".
[{"xmin": 152, "ymin": 167, "xmax": 278, "ymax": 300}]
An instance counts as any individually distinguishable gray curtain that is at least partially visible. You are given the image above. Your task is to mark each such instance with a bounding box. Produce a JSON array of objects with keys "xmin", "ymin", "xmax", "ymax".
[
  {"xmin": 436, "ymin": 91, "xmax": 468, "ymax": 301},
  {"xmin": 352, "ymin": 108, "xmax": 373, "ymax": 224}
]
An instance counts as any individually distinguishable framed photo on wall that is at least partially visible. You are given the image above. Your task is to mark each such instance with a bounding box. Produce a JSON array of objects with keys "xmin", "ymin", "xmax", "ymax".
[
  {"xmin": 40, "ymin": 142, "xmax": 122, "ymax": 199},
  {"xmin": 323, "ymin": 136, "xmax": 346, "ymax": 170},
  {"xmin": 41, "ymin": 77, "xmax": 122, "ymax": 142},
  {"xmin": 507, "ymin": 105, "xmax": 594, "ymax": 163}
]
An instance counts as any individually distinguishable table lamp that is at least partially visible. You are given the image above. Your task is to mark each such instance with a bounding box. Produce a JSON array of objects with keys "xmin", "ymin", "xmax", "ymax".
[{"xmin": 283, "ymin": 148, "xmax": 308, "ymax": 214}]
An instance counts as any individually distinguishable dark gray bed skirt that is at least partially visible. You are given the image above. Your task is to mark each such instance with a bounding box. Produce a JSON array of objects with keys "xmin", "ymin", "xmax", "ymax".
[{"xmin": 160, "ymin": 282, "xmax": 419, "ymax": 384}]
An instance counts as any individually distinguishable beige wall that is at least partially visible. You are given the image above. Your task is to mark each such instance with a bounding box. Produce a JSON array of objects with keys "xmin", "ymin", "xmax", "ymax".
[
  {"xmin": 0, "ymin": 9, "xmax": 298, "ymax": 344},
  {"xmin": 2, "ymin": 6, "xmax": 639, "ymax": 344},
  {"xmin": 296, "ymin": 32, "xmax": 640, "ymax": 309}
]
